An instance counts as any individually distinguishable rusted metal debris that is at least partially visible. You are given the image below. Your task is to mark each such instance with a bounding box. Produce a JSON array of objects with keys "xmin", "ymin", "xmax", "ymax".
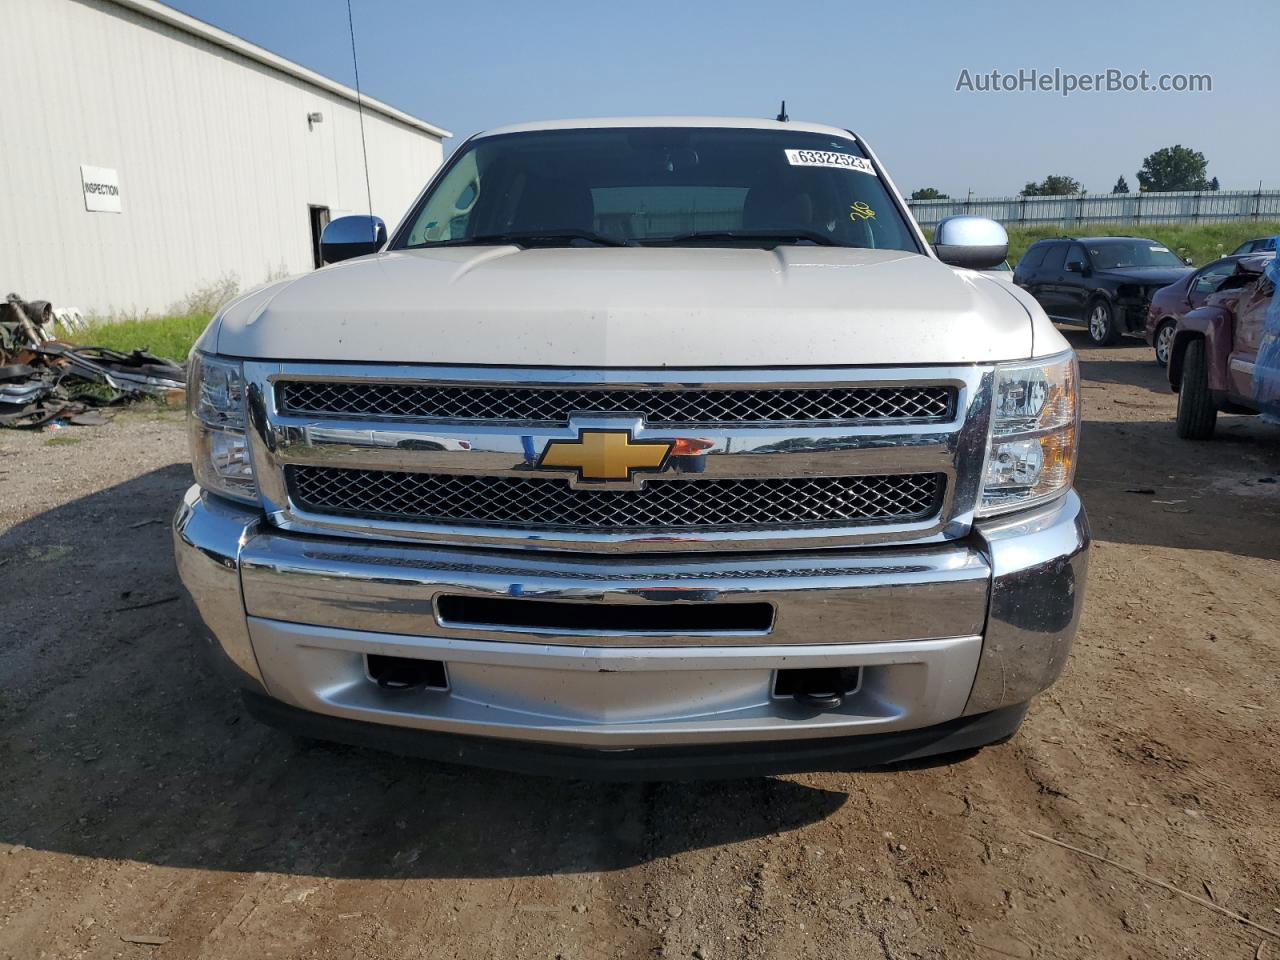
[{"xmin": 1, "ymin": 293, "xmax": 185, "ymax": 428}]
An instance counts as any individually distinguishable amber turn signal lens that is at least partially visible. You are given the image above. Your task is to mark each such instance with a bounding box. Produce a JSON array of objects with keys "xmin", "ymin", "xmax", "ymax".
[{"xmin": 671, "ymin": 437, "xmax": 715, "ymax": 456}]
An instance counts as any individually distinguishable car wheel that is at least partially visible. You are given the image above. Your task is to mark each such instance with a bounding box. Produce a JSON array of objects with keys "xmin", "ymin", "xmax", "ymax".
[
  {"xmin": 1175, "ymin": 338, "xmax": 1217, "ymax": 440},
  {"xmin": 1086, "ymin": 299, "xmax": 1121, "ymax": 346},
  {"xmin": 1153, "ymin": 320, "xmax": 1176, "ymax": 367}
]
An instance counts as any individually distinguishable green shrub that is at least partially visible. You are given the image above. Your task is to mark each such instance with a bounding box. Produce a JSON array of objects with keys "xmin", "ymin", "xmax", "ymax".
[{"xmin": 67, "ymin": 313, "xmax": 211, "ymax": 362}]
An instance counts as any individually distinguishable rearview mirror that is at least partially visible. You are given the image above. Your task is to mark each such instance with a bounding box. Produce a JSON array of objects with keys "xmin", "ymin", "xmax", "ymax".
[
  {"xmin": 1065, "ymin": 260, "xmax": 1086, "ymax": 274},
  {"xmin": 321, "ymin": 215, "xmax": 387, "ymax": 264},
  {"xmin": 932, "ymin": 216, "xmax": 1009, "ymax": 270}
]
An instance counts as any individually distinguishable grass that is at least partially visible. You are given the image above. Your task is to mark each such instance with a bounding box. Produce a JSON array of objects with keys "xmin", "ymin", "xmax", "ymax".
[
  {"xmin": 44, "ymin": 434, "xmax": 83, "ymax": 446},
  {"xmin": 66, "ymin": 313, "xmax": 211, "ymax": 362}
]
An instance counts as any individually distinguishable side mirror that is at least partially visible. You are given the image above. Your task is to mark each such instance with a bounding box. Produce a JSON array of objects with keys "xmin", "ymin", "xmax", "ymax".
[
  {"xmin": 320, "ymin": 215, "xmax": 387, "ymax": 264},
  {"xmin": 1065, "ymin": 260, "xmax": 1086, "ymax": 274},
  {"xmin": 1184, "ymin": 256, "xmax": 1194, "ymax": 265},
  {"xmin": 933, "ymin": 216, "xmax": 1008, "ymax": 270}
]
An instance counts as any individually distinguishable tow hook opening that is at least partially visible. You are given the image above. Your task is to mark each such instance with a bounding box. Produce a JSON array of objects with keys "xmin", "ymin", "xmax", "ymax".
[
  {"xmin": 366, "ymin": 654, "xmax": 449, "ymax": 691},
  {"xmin": 773, "ymin": 667, "xmax": 862, "ymax": 709}
]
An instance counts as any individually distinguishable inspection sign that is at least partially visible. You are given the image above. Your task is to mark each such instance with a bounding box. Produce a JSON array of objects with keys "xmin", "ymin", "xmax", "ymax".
[{"xmin": 81, "ymin": 165, "xmax": 121, "ymax": 213}]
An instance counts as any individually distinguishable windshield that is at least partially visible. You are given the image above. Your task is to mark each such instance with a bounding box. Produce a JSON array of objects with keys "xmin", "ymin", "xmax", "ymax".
[
  {"xmin": 394, "ymin": 127, "xmax": 921, "ymax": 253},
  {"xmin": 1088, "ymin": 241, "xmax": 1184, "ymax": 270}
]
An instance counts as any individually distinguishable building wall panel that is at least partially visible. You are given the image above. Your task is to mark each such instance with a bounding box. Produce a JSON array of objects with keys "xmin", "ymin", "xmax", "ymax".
[{"xmin": 1, "ymin": 0, "xmax": 445, "ymax": 316}]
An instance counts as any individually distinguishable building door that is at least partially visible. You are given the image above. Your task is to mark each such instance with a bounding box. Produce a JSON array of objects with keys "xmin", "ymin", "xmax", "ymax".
[{"xmin": 308, "ymin": 205, "xmax": 331, "ymax": 268}]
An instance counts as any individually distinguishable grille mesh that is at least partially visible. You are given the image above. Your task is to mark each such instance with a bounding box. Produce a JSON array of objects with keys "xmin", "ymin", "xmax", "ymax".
[
  {"xmin": 277, "ymin": 381, "xmax": 954, "ymax": 425},
  {"xmin": 287, "ymin": 467, "xmax": 943, "ymax": 531}
]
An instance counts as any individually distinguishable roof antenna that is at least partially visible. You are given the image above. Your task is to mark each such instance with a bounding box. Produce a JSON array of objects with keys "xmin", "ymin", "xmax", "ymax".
[
  {"xmin": 776, "ymin": 100, "xmax": 789, "ymax": 122},
  {"xmin": 346, "ymin": 0, "xmax": 375, "ymax": 244}
]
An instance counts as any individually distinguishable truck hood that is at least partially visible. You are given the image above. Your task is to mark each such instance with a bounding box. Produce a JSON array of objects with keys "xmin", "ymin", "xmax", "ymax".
[{"xmin": 213, "ymin": 246, "xmax": 1038, "ymax": 367}]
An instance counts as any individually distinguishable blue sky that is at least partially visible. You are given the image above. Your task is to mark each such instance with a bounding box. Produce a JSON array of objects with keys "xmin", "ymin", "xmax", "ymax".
[{"xmin": 169, "ymin": 0, "xmax": 1278, "ymax": 196}]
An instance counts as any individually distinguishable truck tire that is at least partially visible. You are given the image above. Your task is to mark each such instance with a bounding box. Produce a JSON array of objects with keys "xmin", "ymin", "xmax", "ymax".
[
  {"xmin": 1086, "ymin": 298, "xmax": 1122, "ymax": 346},
  {"xmin": 1175, "ymin": 338, "xmax": 1217, "ymax": 440}
]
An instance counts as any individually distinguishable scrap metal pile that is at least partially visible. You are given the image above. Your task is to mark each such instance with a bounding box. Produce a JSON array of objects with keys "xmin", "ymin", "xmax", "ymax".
[{"xmin": 1, "ymin": 293, "xmax": 186, "ymax": 428}]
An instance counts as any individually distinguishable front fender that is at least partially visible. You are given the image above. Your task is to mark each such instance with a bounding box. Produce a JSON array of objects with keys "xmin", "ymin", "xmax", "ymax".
[{"xmin": 1169, "ymin": 306, "xmax": 1232, "ymax": 392}]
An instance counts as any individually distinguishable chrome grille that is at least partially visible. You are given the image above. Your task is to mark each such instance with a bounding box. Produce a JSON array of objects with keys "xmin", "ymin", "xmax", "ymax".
[
  {"xmin": 277, "ymin": 381, "xmax": 955, "ymax": 425},
  {"xmin": 287, "ymin": 467, "xmax": 943, "ymax": 531}
]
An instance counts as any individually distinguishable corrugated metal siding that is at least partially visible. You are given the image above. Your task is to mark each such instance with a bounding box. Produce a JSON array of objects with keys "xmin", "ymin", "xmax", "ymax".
[{"xmin": 1, "ymin": 0, "xmax": 445, "ymax": 315}]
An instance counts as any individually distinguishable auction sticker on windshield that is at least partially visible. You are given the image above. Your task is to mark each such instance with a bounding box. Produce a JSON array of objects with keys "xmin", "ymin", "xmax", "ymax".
[{"xmin": 784, "ymin": 150, "xmax": 876, "ymax": 175}]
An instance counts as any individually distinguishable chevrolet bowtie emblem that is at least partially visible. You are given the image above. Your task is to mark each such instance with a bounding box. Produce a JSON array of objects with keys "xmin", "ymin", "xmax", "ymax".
[{"xmin": 537, "ymin": 429, "xmax": 673, "ymax": 482}]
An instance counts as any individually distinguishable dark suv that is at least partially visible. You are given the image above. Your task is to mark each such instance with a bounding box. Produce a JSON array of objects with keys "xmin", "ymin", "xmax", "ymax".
[{"xmin": 1014, "ymin": 236, "xmax": 1192, "ymax": 346}]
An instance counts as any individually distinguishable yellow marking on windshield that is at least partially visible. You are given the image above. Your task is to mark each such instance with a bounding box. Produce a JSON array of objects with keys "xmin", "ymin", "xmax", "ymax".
[{"xmin": 850, "ymin": 201, "xmax": 877, "ymax": 221}]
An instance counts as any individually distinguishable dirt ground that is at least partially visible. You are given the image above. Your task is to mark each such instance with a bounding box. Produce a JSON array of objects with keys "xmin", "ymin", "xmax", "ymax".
[{"xmin": 1, "ymin": 329, "xmax": 1278, "ymax": 960}]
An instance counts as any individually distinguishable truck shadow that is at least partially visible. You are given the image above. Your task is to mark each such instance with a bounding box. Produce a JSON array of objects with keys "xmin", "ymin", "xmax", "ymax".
[
  {"xmin": 1076, "ymin": 416, "xmax": 1280, "ymax": 562},
  {"xmin": 1075, "ymin": 424, "xmax": 1280, "ymax": 560},
  {"xmin": 1058, "ymin": 328, "xmax": 1172, "ymax": 396},
  {"xmin": 1047, "ymin": 326, "xmax": 1280, "ymax": 560},
  {"xmin": 0, "ymin": 466, "xmax": 846, "ymax": 880}
]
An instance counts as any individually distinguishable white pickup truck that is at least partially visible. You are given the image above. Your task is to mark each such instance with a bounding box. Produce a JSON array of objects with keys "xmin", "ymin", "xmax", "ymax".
[{"xmin": 175, "ymin": 117, "xmax": 1088, "ymax": 778}]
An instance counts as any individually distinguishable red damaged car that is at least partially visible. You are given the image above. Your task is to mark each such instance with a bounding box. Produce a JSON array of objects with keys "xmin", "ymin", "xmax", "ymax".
[
  {"xmin": 1146, "ymin": 254, "xmax": 1265, "ymax": 366},
  {"xmin": 1170, "ymin": 253, "xmax": 1280, "ymax": 438}
]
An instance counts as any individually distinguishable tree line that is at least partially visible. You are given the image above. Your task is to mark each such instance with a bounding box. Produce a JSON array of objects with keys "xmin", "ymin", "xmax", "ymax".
[{"xmin": 910, "ymin": 145, "xmax": 1222, "ymax": 200}]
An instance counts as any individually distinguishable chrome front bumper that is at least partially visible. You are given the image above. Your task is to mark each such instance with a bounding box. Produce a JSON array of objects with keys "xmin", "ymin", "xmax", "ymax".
[{"xmin": 174, "ymin": 486, "xmax": 1088, "ymax": 757}]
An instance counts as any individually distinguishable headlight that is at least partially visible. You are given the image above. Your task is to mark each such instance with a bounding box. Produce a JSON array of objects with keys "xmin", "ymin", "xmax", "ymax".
[
  {"xmin": 188, "ymin": 352, "xmax": 257, "ymax": 504},
  {"xmin": 977, "ymin": 351, "xmax": 1079, "ymax": 516}
]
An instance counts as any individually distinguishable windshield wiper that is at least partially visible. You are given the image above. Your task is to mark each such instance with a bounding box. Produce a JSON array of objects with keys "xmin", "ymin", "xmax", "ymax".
[
  {"xmin": 426, "ymin": 230, "xmax": 632, "ymax": 248},
  {"xmin": 651, "ymin": 229, "xmax": 840, "ymax": 247}
]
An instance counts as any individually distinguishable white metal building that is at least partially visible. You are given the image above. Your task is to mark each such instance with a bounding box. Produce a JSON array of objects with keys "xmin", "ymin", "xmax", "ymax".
[{"xmin": 2, "ymin": 0, "xmax": 450, "ymax": 316}]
